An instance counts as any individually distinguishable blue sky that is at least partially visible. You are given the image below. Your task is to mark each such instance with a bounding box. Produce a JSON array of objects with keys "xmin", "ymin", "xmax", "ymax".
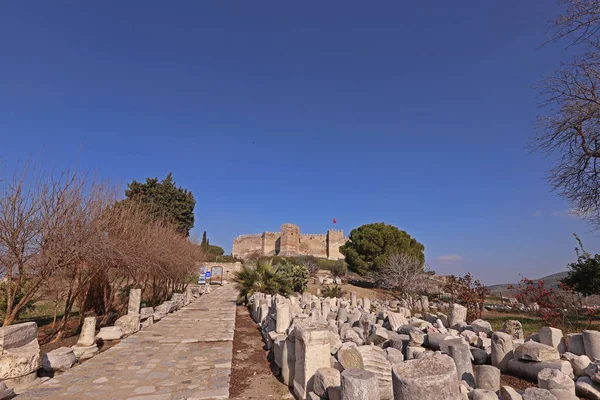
[{"xmin": 1, "ymin": 1, "xmax": 597, "ymax": 284}]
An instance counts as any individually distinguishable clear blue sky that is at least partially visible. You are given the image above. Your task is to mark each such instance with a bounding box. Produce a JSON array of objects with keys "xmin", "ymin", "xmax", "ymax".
[{"xmin": 1, "ymin": 1, "xmax": 597, "ymax": 284}]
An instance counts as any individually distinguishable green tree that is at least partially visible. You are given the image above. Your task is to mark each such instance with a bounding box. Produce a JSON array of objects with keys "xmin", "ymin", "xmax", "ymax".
[
  {"xmin": 200, "ymin": 231, "xmax": 208, "ymax": 250},
  {"xmin": 340, "ymin": 222, "xmax": 424, "ymax": 275},
  {"xmin": 562, "ymin": 234, "xmax": 600, "ymax": 297},
  {"xmin": 124, "ymin": 173, "xmax": 195, "ymax": 236},
  {"xmin": 276, "ymin": 261, "xmax": 310, "ymax": 293}
]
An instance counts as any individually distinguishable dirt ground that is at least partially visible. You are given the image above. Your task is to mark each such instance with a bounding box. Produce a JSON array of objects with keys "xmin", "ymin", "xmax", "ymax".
[{"xmin": 230, "ymin": 305, "xmax": 292, "ymax": 400}]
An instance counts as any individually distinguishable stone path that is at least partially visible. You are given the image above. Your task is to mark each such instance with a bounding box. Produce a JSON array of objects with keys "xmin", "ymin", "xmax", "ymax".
[{"xmin": 19, "ymin": 284, "xmax": 237, "ymax": 400}]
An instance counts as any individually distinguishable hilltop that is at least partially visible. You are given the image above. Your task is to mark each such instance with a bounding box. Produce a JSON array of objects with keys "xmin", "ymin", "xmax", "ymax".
[{"xmin": 487, "ymin": 271, "xmax": 569, "ymax": 296}]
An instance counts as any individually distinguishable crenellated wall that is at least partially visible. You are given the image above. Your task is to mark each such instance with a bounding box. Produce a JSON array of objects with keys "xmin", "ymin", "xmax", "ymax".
[{"xmin": 232, "ymin": 223, "xmax": 348, "ymax": 260}]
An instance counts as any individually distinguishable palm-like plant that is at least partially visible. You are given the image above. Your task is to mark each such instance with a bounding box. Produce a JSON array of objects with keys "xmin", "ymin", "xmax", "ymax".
[{"xmin": 233, "ymin": 259, "xmax": 292, "ymax": 304}]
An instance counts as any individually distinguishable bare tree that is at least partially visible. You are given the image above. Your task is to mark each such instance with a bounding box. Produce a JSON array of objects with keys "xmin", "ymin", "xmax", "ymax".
[
  {"xmin": 533, "ymin": 0, "xmax": 600, "ymax": 227},
  {"xmin": 372, "ymin": 252, "xmax": 428, "ymax": 298}
]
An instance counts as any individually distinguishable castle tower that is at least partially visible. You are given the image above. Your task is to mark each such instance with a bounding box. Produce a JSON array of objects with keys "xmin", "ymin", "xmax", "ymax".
[
  {"xmin": 327, "ymin": 229, "xmax": 345, "ymax": 260},
  {"xmin": 279, "ymin": 223, "xmax": 300, "ymax": 256}
]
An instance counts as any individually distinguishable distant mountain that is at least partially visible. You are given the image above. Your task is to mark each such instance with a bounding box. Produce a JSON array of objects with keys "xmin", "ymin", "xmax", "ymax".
[{"xmin": 487, "ymin": 271, "xmax": 569, "ymax": 296}]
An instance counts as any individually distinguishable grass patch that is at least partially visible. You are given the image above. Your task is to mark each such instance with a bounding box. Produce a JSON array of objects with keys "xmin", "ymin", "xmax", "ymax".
[{"xmin": 485, "ymin": 315, "xmax": 546, "ymax": 336}]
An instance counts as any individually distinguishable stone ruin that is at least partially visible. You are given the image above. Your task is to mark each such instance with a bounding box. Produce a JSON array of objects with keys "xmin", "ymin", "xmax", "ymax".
[
  {"xmin": 0, "ymin": 285, "xmax": 202, "ymax": 397},
  {"xmin": 248, "ymin": 290, "xmax": 600, "ymax": 400}
]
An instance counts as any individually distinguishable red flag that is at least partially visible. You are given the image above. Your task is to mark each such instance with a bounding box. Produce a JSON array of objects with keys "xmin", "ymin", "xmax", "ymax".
[{"xmin": 333, "ymin": 218, "xmax": 337, "ymax": 224}]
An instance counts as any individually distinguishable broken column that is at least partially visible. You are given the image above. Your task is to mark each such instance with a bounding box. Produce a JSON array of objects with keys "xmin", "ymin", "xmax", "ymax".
[
  {"xmin": 341, "ymin": 368, "xmax": 380, "ymax": 400},
  {"xmin": 0, "ymin": 322, "xmax": 40, "ymax": 389},
  {"xmin": 448, "ymin": 343, "xmax": 475, "ymax": 387},
  {"xmin": 72, "ymin": 316, "xmax": 99, "ymax": 360},
  {"xmin": 293, "ymin": 321, "xmax": 331, "ymax": 399},
  {"xmin": 392, "ymin": 354, "xmax": 460, "ymax": 400},
  {"xmin": 127, "ymin": 288, "xmax": 141, "ymax": 314},
  {"xmin": 583, "ymin": 330, "xmax": 600, "ymax": 359},
  {"xmin": 449, "ymin": 304, "xmax": 467, "ymax": 328},
  {"xmin": 491, "ymin": 331, "xmax": 514, "ymax": 373},
  {"xmin": 276, "ymin": 302, "xmax": 291, "ymax": 334},
  {"xmin": 115, "ymin": 288, "xmax": 142, "ymax": 335}
]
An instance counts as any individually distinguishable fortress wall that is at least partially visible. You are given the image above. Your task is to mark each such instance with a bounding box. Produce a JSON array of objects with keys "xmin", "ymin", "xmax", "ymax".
[
  {"xmin": 299, "ymin": 234, "xmax": 328, "ymax": 258},
  {"xmin": 198, "ymin": 261, "xmax": 243, "ymax": 280},
  {"xmin": 327, "ymin": 230, "xmax": 347, "ymax": 260},
  {"xmin": 262, "ymin": 232, "xmax": 280, "ymax": 256},
  {"xmin": 232, "ymin": 234, "xmax": 263, "ymax": 259}
]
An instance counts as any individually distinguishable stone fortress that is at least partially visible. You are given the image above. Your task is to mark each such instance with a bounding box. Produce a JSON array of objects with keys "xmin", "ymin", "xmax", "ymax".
[{"xmin": 232, "ymin": 223, "xmax": 347, "ymax": 260}]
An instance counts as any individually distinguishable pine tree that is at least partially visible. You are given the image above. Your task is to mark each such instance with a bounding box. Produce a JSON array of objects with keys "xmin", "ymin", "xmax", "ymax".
[{"xmin": 201, "ymin": 231, "xmax": 208, "ymax": 250}]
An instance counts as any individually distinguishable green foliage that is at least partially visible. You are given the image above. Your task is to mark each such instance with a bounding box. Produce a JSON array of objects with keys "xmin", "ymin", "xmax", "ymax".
[
  {"xmin": 214, "ymin": 255, "xmax": 241, "ymax": 263},
  {"xmin": 562, "ymin": 234, "xmax": 600, "ymax": 296},
  {"xmin": 329, "ymin": 260, "xmax": 347, "ymax": 278},
  {"xmin": 0, "ymin": 282, "xmax": 35, "ymax": 321},
  {"xmin": 124, "ymin": 172, "xmax": 196, "ymax": 236},
  {"xmin": 232, "ymin": 260, "xmax": 291, "ymax": 304},
  {"xmin": 276, "ymin": 261, "xmax": 310, "ymax": 293},
  {"xmin": 200, "ymin": 231, "xmax": 208, "ymax": 249},
  {"xmin": 340, "ymin": 222, "xmax": 424, "ymax": 275},
  {"xmin": 321, "ymin": 284, "xmax": 345, "ymax": 298}
]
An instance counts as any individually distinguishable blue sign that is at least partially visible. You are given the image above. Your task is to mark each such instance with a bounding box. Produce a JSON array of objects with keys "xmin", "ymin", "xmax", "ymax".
[{"xmin": 205, "ymin": 271, "xmax": 211, "ymax": 279}]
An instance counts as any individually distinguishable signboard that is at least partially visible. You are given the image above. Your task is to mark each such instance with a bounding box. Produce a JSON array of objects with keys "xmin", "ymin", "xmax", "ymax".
[
  {"xmin": 205, "ymin": 271, "xmax": 211, "ymax": 279},
  {"xmin": 198, "ymin": 266, "xmax": 207, "ymax": 284},
  {"xmin": 211, "ymin": 266, "xmax": 223, "ymax": 285}
]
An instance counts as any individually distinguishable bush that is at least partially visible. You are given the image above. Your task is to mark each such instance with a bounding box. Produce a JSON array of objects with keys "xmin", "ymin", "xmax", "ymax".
[
  {"xmin": 276, "ymin": 261, "xmax": 310, "ymax": 293},
  {"xmin": 321, "ymin": 285, "xmax": 345, "ymax": 298},
  {"xmin": 330, "ymin": 261, "xmax": 347, "ymax": 278},
  {"xmin": 233, "ymin": 260, "xmax": 292, "ymax": 304},
  {"xmin": 444, "ymin": 273, "xmax": 489, "ymax": 323}
]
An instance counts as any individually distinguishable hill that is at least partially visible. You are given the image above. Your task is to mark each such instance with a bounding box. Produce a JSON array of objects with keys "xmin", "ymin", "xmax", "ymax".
[{"xmin": 487, "ymin": 271, "xmax": 569, "ymax": 296}]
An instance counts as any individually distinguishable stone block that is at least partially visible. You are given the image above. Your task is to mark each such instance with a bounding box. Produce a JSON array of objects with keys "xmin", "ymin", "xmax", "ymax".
[
  {"xmin": 470, "ymin": 389, "xmax": 499, "ymax": 400},
  {"xmin": 0, "ymin": 322, "xmax": 37, "ymax": 352},
  {"xmin": 576, "ymin": 376, "xmax": 600, "ymax": 400},
  {"xmin": 96, "ymin": 326, "xmax": 124, "ymax": 341},
  {"xmin": 561, "ymin": 352, "xmax": 590, "ymax": 377},
  {"xmin": 491, "ymin": 331, "xmax": 514, "ymax": 373},
  {"xmin": 341, "ymin": 368, "xmax": 379, "ymax": 400},
  {"xmin": 537, "ymin": 368, "xmax": 575, "ymax": 394},
  {"xmin": 583, "ymin": 330, "xmax": 600, "ymax": 360},
  {"xmin": 392, "ymin": 354, "xmax": 460, "ymax": 400},
  {"xmin": 522, "ymin": 388, "xmax": 558, "ymax": 399},
  {"xmin": 77, "ymin": 317, "xmax": 96, "ymax": 347},
  {"xmin": 539, "ymin": 327, "xmax": 566, "ymax": 354},
  {"xmin": 293, "ymin": 321, "xmax": 331, "ymax": 399},
  {"xmin": 566, "ymin": 333, "xmax": 585, "ymax": 356},
  {"xmin": 472, "ymin": 319, "xmax": 493, "ymax": 336},
  {"xmin": 140, "ymin": 307, "xmax": 154, "ymax": 320},
  {"xmin": 501, "ymin": 385, "xmax": 524, "ymax": 400},
  {"xmin": 0, "ymin": 336, "xmax": 40, "ymax": 381},
  {"xmin": 507, "ymin": 359, "xmax": 573, "ymax": 381},
  {"xmin": 313, "ymin": 367, "xmax": 340, "ymax": 398},
  {"xmin": 475, "ymin": 365, "xmax": 500, "ymax": 392},
  {"xmin": 514, "ymin": 341, "xmax": 560, "ymax": 362},
  {"xmin": 127, "ymin": 288, "xmax": 141, "ymax": 314},
  {"xmin": 450, "ymin": 304, "xmax": 467, "ymax": 327},
  {"xmin": 356, "ymin": 345, "xmax": 392, "ymax": 399},
  {"xmin": 502, "ymin": 320, "xmax": 524, "ymax": 340},
  {"xmin": 449, "ymin": 343, "xmax": 475, "ymax": 388},
  {"xmin": 71, "ymin": 344, "xmax": 98, "ymax": 361},
  {"xmin": 115, "ymin": 314, "xmax": 141, "ymax": 335},
  {"xmin": 42, "ymin": 347, "xmax": 76, "ymax": 372}
]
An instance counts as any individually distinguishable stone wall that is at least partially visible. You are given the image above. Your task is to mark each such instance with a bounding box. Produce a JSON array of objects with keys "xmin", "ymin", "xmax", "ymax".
[
  {"xmin": 200, "ymin": 261, "xmax": 243, "ymax": 280},
  {"xmin": 232, "ymin": 234, "xmax": 263, "ymax": 260},
  {"xmin": 233, "ymin": 223, "xmax": 348, "ymax": 260},
  {"xmin": 299, "ymin": 234, "xmax": 328, "ymax": 258}
]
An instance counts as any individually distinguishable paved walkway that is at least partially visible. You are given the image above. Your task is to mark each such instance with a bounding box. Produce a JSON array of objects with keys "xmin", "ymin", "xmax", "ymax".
[{"xmin": 19, "ymin": 284, "xmax": 237, "ymax": 400}]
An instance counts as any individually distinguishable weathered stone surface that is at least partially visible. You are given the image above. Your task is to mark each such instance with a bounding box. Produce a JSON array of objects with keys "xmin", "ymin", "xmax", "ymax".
[
  {"xmin": 369, "ymin": 327, "xmax": 389, "ymax": 347},
  {"xmin": 507, "ymin": 359, "xmax": 573, "ymax": 381},
  {"xmin": 385, "ymin": 347, "xmax": 404, "ymax": 364},
  {"xmin": 407, "ymin": 327, "xmax": 425, "ymax": 346},
  {"xmin": 538, "ymin": 368, "xmax": 575, "ymax": 394},
  {"xmin": 0, "ymin": 382, "xmax": 14, "ymax": 400},
  {"xmin": 387, "ymin": 312, "xmax": 408, "ymax": 332},
  {"xmin": 470, "ymin": 389, "xmax": 499, "ymax": 400},
  {"xmin": 341, "ymin": 368, "xmax": 379, "ymax": 400},
  {"xmin": 449, "ymin": 343, "xmax": 475, "ymax": 388},
  {"xmin": 0, "ymin": 322, "xmax": 37, "ymax": 352},
  {"xmin": 114, "ymin": 313, "xmax": 141, "ymax": 335},
  {"xmin": 475, "ymin": 365, "xmax": 500, "ymax": 392},
  {"xmin": 310, "ymin": 367, "xmax": 338, "ymax": 398},
  {"xmin": 539, "ymin": 327, "xmax": 566, "ymax": 354},
  {"xmin": 471, "ymin": 347, "xmax": 491, "ymax": 365},
  {"xmin": 77, "ymin": 317, "xmax": 96, "ymax": 347},
  {"xmin": 356, "ymin": 345, "xmax": 392, "ymax": 399},
  {"xmin": 576, "ymin": 376, "xmax": 600, "ymax": 400},
  {"xmin": 71, "ymin": 344, "xmax": 98, "ymax": 361},
  {"xmin": 472, "ymin": 319, "xmax": 493, "ymax": 336},
  {"xmin": 392, "ymin": 354, "xmax": 460, "ymax": 400},
  {"xmin": 522, "ymin": 388, "xmax": 558, "ymax": 400},
  {"xmin": 450, "ymin": 304, "xmax": 467, "ymax": 327},
  {"xmin": 547, "ymin": 388, "xmax": 578, "ymax": 400},
  {"xmin": 282, "ymin": 337, "xmax": 296, "ymax": 386},
  {"xmin": 502, "ymin": 320, "xmax": 524, "ymax": 340},
  {"xmin": 127, "ymin": 288, "xmax": 141, "ymax": 314},
  {"xmin": 139, "ymin": 307, "xmax": 154, "ymax": 320},
  {"xmin": 584, "ymin": 359, "xmax": 600, "ymax": 383},
  {"xmin": 42, "ymin": 347, "xmax": 76, "ymax": 372},
  {"xmin": 501, "ymin": 385, "xmax": 524, "ymax": 400},
  {"xmin": 491, "ymin": 331, "xmax": 514, "ymax": 372},
  {"xmin": 584, "ymin": 330, "xmax": 600, "ymax": 360},
  {"xmin": 561, "ymin": 352, "xmax": 590, "ymax": 377},
  {"xmin": 276, "ymin": 302, "xmax": 291, "ymax": 334},
  {"xmin": 293, "ymin": 321, "xmax": 332, "ymax": 400},
  {"xmin": 95, "ymin": 326, "xmax": 124, "ymax": 341},
  {"xmin": 514, "ymin": 341, "xmax": 560, "ymax": 362},
  {"xmin": 0, "ymin": 336, "xmax": 40, "ymax": 380},
  {"xmin": 566, "ymin": 333, "xmax": 585, "ymax": 356}
]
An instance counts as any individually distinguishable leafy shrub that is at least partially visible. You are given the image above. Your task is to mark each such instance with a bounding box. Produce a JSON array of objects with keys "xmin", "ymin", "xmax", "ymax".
[
  {"xmin": 276, "ymin": 261, "xmax": 310, "ymax": 293},
  {"xmin": 0, "ymin": 281, "xmax": 36, "ymax": 321},
  {"xmin": 291, "ymin": 255, "xmax": 319, "ymax": 275},
  {"xmin": 233, "ymin": 260, "xmax": 291, "ymax": 304},
  {"xmin": 444, "ymin": 273, "xmax": 489, "ymax": 323},
  {"xmin": 330, "ymin": 261, "xmax": 347, "ymax": 278},
  {"xmin": 321, "ymin": 284, "xmax": 345, "ymax": 298}
]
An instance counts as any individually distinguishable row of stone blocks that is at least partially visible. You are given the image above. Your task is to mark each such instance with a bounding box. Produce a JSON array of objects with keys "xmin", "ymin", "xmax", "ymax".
[
  {"xmin": 0, "ymin": 285, "xmax": 200, "ymax": 398},
  {"xmin": 248, "ymin": 289, "xmax": 600, "ymax": 400}
]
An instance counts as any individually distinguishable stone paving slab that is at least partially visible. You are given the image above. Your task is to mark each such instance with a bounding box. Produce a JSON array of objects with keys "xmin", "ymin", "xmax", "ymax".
[{"xmin": 18, "ymin": 284, "xmax": 237, "ymax": 400}]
